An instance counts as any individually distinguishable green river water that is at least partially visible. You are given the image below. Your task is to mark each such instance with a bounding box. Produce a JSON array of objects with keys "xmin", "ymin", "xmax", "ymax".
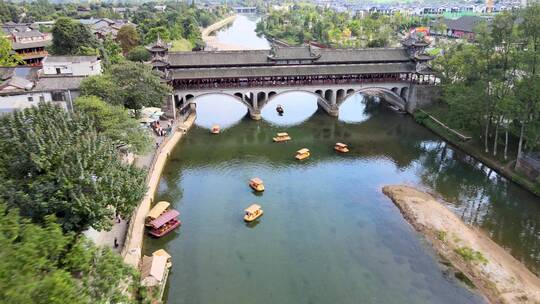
[{"xmin": 144, "ymin": 93, "xmax": 540, "ymax": 304}]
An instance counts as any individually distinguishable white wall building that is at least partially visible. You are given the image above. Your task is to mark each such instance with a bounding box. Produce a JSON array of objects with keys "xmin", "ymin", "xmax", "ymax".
[{"xmin": 42, "ymin": 56, "xmax": 102, "ymax": 76}]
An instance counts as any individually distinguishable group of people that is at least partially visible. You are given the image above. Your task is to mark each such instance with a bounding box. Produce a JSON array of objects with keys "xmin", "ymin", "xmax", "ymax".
[{"xmin": 150, "ymin": 120, "xmax": 173, "ymax": 137}]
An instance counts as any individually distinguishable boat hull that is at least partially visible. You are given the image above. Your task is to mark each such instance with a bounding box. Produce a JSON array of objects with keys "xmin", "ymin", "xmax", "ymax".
[
  {"xmin": 148, "ymin": 219, "xmax": 181, "ymax": 238},
  {"xmin": 273, "ymin": 136, "xmax": 291, "ymax": 142},
  {"xmin": 250, "ymin": 184, "xmax": 265, "ymax": 192},
  {"xmin": 244, "ymin": 210, "xmax": 264, "ymax": 222},
  {"xmin": 334, "ymin": 147, "xmax": 349, "ymax": 153},
  {"xmin": 295, "ymin": 153, "xmax": 310, "ymax": 160}
]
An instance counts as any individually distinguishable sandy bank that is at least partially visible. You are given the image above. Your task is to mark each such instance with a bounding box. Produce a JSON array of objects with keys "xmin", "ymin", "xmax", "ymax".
[
  {"xmin": 201, "ymin": 15, "xmax": 244, "ymax": 51},
  {"xmin": 382, "ymin": 185, "xmax": 540, "ymax": 304}
]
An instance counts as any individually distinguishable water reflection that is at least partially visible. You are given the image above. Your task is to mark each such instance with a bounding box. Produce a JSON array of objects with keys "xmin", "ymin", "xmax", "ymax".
[
  {"xmin": 261, "ymin": 91, "xmax": 319, "ymax": 126},
  {"xmin": 192, "ymin": 94, "xmax": 248, "ymax": 129},
  {"xmin": 215, "ymin": 15, "xmax": 270, "ymax": 50},
  {"xmin": 338, "ymin": 94, "xmax": 380, "ymax": 123}
]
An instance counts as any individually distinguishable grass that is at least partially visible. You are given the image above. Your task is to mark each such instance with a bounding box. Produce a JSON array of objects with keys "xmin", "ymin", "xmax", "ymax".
[
  {"xmin": 170, "ymin": 39, "xmax": 193, "ymax": 52},
  {"xmin": 436, "ymin": 230, "xmax": 447, "ymax": 242},
  {"xmin": 454, "ymin": 246, "xmax": 488, "ymax": 265}
]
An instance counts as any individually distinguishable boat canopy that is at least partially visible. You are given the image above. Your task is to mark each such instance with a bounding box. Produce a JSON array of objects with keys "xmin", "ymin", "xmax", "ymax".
[
  {"xmin": 296, "ymin": 148, "xmax": 310, "ymax": 154},
  {"xmin": 150, "ymin": 209, "xmax": 180, "ymax": 229},
  {"xmin": 335, "ymin": 143, "xmax": 347, "ymax": 148},
  {"xmin": 277, "ymin": 132, "xmax": 288, "ymax": 137},
  {"xmin": 245, "ymin": 204, "xmax": 261, "ymax": 214},
  {"xmin": 212, "ymin": 124, "xmax": 220, "ymax": 128},
  {"xmin": 147, "ymin": 201, "xmax": 170, "ymax": 220},
  {"xmin": 153, "ymin": 249, "xmax": 171, "ymax": 259},
  {"xmin": 250, "ymin": 177, "xmax": 263, "ymax": 184}
]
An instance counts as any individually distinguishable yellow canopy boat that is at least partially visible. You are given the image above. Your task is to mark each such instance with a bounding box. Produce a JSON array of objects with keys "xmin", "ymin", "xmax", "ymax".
[
  {"xmin": 145, "ymin": 201, "xmax": 170, "ymax": 226},
  {"xmin": 244, "ymin": 204, "xmax": 264, "ymax": 222},
  {"xmin": 295, "ymin": 148, "xmax": 310, "ymax": 160},
  {"xmin": 249, "ymin": 177, "xmax": 265, "ymax": 192},
  {"xmin": 211, "ymin": 125, "xmax": 220, "ymax": 134},
  {"xmin": 273, "ymin": 132, "xmax": 291, "ymax": 142},
  {"xmin": 334, "ymin": 142, "xmax": 349, "ymax": 153}
]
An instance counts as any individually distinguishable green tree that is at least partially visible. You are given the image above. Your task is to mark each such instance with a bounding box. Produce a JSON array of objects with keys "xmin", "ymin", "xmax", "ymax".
[
  {"xmin": 0, "ymin": 103, "xmax": 146, "ymax": 232},
  {"xmin": 75, "ymin": 96, "xmax": 152, "ymax": 153},
  {"xmin": 0, "ymin": 36, "xmax": 22, "ymax": 66},
  {"xmin": 80, "ymin": 74, "xmax": 124, "ymax": 106},
  {"xmin": 0, "ymin": 203, "xmax": 139, "ymax": 304},
  {"xmin": 116, "ymin": 25, "xmax": 140, "ymax": 53},
  {"xmin": 144, "ymin": 26, "xmax": 170, "ymax": 44},
  {"xmin": 101, "ymin": 36, "xmax": 124, "ymax": 66},
  {"xmin": 51, "ymin": 17, "xmax": 98, "ymax": 55},
  {"xmin": 126, "ymin": 46, "xmax": 151, "ymax": 62}
]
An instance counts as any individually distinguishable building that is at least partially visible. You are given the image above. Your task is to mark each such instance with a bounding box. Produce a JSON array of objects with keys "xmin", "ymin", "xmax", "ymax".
[
  {"xmin": 41, "ymin": 56, "xmax": 102, "ymax": 76},
  {"xmin": 0, "ymin": 56, "xmax": 102, "ymax": 114},
  {"xmin": 430, "ymin": 16, "xmax": 488, "ymax": 40},
  {"xmin": 1, "ymin": 22, "xmax": 52, "ymax": 66},
  {"xmin": 76, "ymin": 18, "xmax": 133, "ymax": 40}
]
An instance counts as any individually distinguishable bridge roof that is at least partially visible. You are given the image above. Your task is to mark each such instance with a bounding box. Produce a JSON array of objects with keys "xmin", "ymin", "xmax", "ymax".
[
  {"xmin": 170, "ymin": 63, "xmax": 415, "ymax": 80},
  {"xmin": 167, "ymin": 47, "xmax": 411, "ymax": 68}
]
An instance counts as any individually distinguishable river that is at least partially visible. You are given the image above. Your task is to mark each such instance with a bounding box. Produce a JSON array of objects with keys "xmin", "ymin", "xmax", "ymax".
[{"xmin": 144, "ymin": 17, "xmax": 540, "ymax": 304}]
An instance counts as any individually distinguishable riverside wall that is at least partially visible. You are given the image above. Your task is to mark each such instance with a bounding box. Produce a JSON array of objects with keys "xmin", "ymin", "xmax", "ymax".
[{"xmin": 122, "ymin": 114, "xmax": 196, "ymax": 267}]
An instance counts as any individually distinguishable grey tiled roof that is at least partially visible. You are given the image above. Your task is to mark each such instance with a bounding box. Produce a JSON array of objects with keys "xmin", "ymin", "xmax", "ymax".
[
  {"xmin": 435, "ymin": 16, "xmax": 487, "ymax": 33},
  {"xmin": 43, "ymin": 56, "xmax": 98, "ymax": 63},
  {"xmin": 34, "ymin": 76, "xmax": 86, "ymax": 91},
  {"xmin": 167, "ymin": 47, "xmax": 411, "ymax": 67},
  {"xmin": 12, "ymin": 40, "xmax": 51, "ymax": 50},
  {"xmin": 170, "ymin": 63, "xmax": 415, "ymax": 80}
]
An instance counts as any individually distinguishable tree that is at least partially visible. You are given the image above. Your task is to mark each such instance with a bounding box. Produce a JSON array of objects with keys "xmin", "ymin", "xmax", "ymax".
[
  {"xmin": 126, "ymin": 46, "xmax": 151, "ymax": 62},
  {"xmin": 0, "ymin": 36, "xmax": 22, "ymax": 66},
  {"xmin": 0, "ymin": 203, "xmax": 139, "ymax": 304},
  {"xmin": 51, "ymin": 17, "xmax": 98, "ymax": 55},
  {"xmin": 75, "ymin": 96, "xmax": 152, "ymax": 153},
  {"xmin": 80, "ymin": 74, "xmax": 124, "ymax": 106},
  {"xmin": 0, "ymin": 103, "xmax": 146, "ymax": 232},
  {"xmin": 144, "ymin": 26, "xmax": 170, "ymax": 44},
  {"xmin": 116, "ymin": 25, "xmax": 140, "ymax": 53},
  {"xmin": 100, "ymin": 36, "xmax": 124, "ymax": 66}
]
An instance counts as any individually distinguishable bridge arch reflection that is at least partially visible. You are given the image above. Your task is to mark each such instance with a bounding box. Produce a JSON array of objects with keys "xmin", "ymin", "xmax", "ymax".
[
  {"xmin": 190, "ymin": 93, "xmax": 249, "ymax": 129},
  {"xmin": 260, "ymin": 91, "xmax": 319, "ymax": 126}
]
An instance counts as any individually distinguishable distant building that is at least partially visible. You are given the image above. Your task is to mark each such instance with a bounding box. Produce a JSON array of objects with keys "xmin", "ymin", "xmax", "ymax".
[
  {"xmin": 76, "ymin": 18, "xmax": 133, "ymax": 40},
  {"xmin": 1, "ymin": 22, "xmax": 52, "ymax": 66},
  {"xmin": 153, "ymin": 5, "xmax": 167, "ymax": 12},
  {"xmin": 430, "ymin": 16, "xmax": 487, "ymax": 40},
  {"xmin": 0, "ymin": 56, "xmax": 102, "ymax": 114}
]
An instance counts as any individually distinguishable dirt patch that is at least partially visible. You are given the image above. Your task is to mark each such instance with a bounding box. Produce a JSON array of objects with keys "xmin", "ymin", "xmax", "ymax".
[{"xmin": 382, "ymin": 185, "xmax": 540, "ymax": 304}]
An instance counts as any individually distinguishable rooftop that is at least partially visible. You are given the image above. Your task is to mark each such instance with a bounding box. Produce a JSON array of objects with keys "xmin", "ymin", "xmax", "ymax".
[{"xmin": 42, "ymin": 56, "xmax": 99, "ymax": 64}]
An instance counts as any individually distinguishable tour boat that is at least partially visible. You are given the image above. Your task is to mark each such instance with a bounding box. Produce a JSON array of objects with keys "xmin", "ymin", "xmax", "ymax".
[
  {"xmin": 211, "ymin": 125, "xmax": 220, "ymax": 134},
  {"xmin": 276, "ymin": 105, "xmax": 284, "ymax": 115},
  {"xmin": 249, "ymin": 177, "xmax": 265, "ymax": 192},
  {"xmin": 295, "ymin": 148, "xmax": 310, "ymax": 160},
  {"xmin": 273, "ymin": 132, "xmax": 291, "ymax": 142},
  {"xmin": 386, "ymin": 104, "xmax": 406, "ymax": 114},
  {"xmin": 145, "ymin": 201, "xmax": 170, "ymax": 226},
  {"xmin": 334, "ymin": 143, "xmax": 349, "ymax": 153},
  {"xmin": 148, "ymin": 209, "xmax": 181, "ymax": 238},
  {"xmin": 244, "ymin": 204, "xmax": 264, "ymax": 222},
  {"xmin": 152, "ymin": 249, "xmax": 173, "ymax": 268}
]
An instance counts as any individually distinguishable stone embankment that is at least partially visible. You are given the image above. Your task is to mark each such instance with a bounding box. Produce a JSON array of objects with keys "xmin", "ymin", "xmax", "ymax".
[
  {"xmin": 201, "ymin": 15, "xmax": 240, "ymax": 50},
  {"xmin": 122, "ymin": 114, "xmax": 196, "ymax": 267},
  {"xmin": 382, "ymin": 185, "xmax": 540, "ymax": 304}
]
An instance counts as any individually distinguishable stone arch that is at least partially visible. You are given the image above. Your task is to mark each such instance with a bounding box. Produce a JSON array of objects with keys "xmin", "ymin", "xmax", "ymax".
[
  {"xmin": 400, "ymin": 87, "xmax": 409, "ymax": 101},
  {"xmin": 324, "ymin": 89, "xmax": 334, "ymax": 104},
  {"xmin": 256, "ymin": 91, "xmax": 267, "ymax": 109},
  {"xmin": 268, "ymin": 91, "xmax": 277, "ymax": 98},
  {"xmin": 185, "ymin": 94, "xmax": 195, "ymax": 102},
  {"xmin": 338, "ymin": 87, "xmax": 406, "ymax": 110},
  {"xmin": 234, "ymin": 92, "xmax": 244, "ymax": 100},
  {"xmin": 391, "ymin": 87, "xmax": 399, "ymax": 94},
  {"xmin": 346, "ymin": 89, "xmax": 355, "ymax": 95},
  {"xmin": 336, "ymin": 89, "xmax": 346, "ymax": 103},
  {"xmin": 315, "ymin": 89, "xmax": 323, "ymax": 97}
]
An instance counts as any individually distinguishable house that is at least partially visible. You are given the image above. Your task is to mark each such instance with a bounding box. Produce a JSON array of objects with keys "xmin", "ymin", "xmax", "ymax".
[
  {"xmin": 1, "ymin": 22, "xmax": 52, "ymax": 66},
  {"xmin": 42, "ymin": 56, "xmax": 101, "ymax": 76},
  {"xmin": 429, "ymin": 16, "xmax": 488, "ymax": 40},
  {"xmin": 0, "ymin": 56, "xmax": 102, "ymax": 114},
  {"xmin": 153, "ymin": 5, "xmax": 167, "ymax": 12},
  {"xmin": 76, "ymin": 18, "xmax": 133, "ymax": 40}
]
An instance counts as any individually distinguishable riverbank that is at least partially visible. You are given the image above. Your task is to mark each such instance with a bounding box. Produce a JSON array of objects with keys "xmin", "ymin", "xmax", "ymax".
[
  {"xmin": 382, "ymin": 185, "xmax": 540, "ymax": 304},
  {"xmin": 122, "ymin": 114, "xmax": 196, "ymax": 267},
  {"xmin": 201, "ymin": 15, "xmax": 240, "ymax": 50},
  {"xmin": 414, "ymin": 110, "xmax": 540, "ymax": 198}
]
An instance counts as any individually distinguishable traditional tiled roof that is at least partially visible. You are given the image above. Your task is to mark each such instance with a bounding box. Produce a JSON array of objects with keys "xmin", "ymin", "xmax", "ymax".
[
  {"xmin": 268, "ymin": 46, "xmax": 320, "ymax": 61},
  {"xmin": 12, "ymin": 40, "xmax": 51, "ymax": 50},
  {"xmin": 42, "ymin": 56, "xmax": 98, "ymax": 63},
  {"xmin": 13, "ymin": 30, "xmax": 43, "ymax": 39},
  {"xmin": 170, "ymin": 63, "xmax": 415, "ymax": 80},
  {"xmin": 34, "ymin": 76, "xmax": 86, "ymax": 91},
  {"xmin": 167, "ymin": 47, "xmax": 411, "ymax": 68},
  {"xmin": 433, "ymin": 16, "xmax": 487, "ymax": 33}
]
